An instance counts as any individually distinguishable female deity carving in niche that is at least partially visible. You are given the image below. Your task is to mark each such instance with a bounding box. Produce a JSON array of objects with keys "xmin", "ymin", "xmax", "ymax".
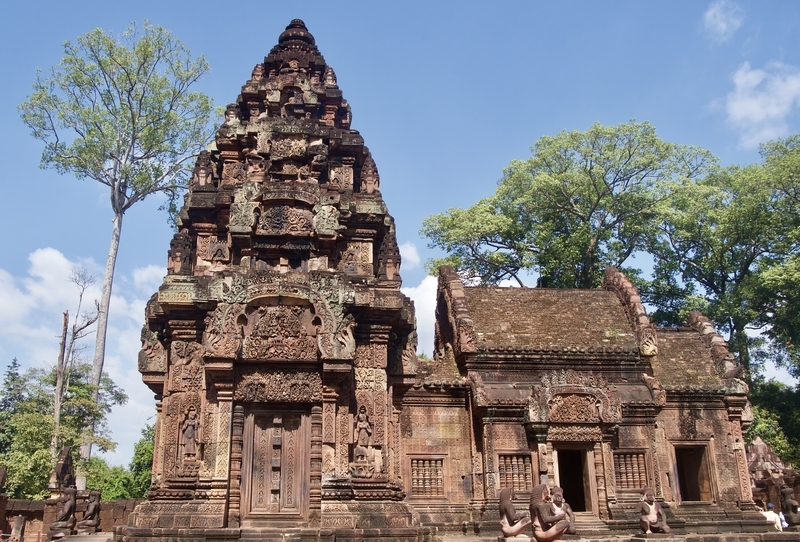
[
  {"xmin": 182, "ymin": 408, "xmax": 199, "ymax": 458},
  {"xmin": 353, "ymin": 405, "xmax": 372, "ymax": 461}
]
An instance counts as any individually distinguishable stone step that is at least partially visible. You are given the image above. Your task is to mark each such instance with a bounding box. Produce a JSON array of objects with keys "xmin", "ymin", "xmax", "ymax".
[{"xmin": 58, "ymin": 534, "xmax": 113, "ymax": 542}]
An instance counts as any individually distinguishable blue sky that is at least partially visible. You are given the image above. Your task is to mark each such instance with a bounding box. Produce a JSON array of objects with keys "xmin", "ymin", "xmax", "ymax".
[{"xmin": 1, "ymin": 1, "xmax": 799, "ymax": 466}]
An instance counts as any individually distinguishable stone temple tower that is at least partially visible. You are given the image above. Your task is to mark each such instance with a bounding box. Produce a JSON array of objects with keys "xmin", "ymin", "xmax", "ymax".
[{"xmin": 127, "ymin": 20, "xmax": 424, "ymax": 540}]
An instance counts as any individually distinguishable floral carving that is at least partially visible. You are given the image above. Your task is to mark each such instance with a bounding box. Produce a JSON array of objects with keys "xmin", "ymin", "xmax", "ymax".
[
  {"xmin": 547, "ymin": 425, "xmax": 603, "ymax": 442},
  {"xmin": 354, "ymin": 368, "xmax": 387, "ymax": 391},
  {"xmin": 269, "ymin": 136, "xmax": 308, "ymax": 160},
  {"xmin": 234, "ymin": 368, "xmax": 322, "ymax": 402},
  {"xmin": 355, "ymin": 344, "xmax": 386, "ymax": 368}
]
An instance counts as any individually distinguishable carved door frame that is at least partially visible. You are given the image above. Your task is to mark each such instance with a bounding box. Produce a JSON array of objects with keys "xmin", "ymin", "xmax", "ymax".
[
  {"xmin": 552, "ymin": 444, "xmax": 599, "ymax": 517},
  {"xmin": 240, "ymin": 406, "xmax": 310, "ymax": 522}
]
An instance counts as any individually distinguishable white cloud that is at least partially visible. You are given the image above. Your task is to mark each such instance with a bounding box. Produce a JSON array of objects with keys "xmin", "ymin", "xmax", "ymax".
[
  {"xmin": 0, "ymin": 248, "xmax": 157, "ymax": 466},
  {"xmin": 725, "ymin": 61, "xmax": 800, "ymax": 148},
  {"xmin": 133, "ymin": 264, "xmax": 166, "ymax": 295},
  {"xmin": 399, "ymin": 241, "xmax": 421, "ymax": 270},
  {"xmin": 703, "ymin": 0, "xmax": 744, "ymax": 43},
  {"xmin": 401, "ymin": 275, "xmax": 437, "ymax": 357}
]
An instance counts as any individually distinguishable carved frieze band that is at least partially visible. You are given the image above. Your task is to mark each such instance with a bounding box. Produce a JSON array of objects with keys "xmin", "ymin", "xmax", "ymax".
[
  {"xmin": 547, "ymin": 425, "xmax": 603, "ymax": 442},
  {"xmin": 234, "ymin": 367, "xmax": 322, "ymax": 403}
]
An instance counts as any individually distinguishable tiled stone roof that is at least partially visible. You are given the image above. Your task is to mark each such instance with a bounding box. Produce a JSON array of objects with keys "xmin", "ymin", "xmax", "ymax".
[
  {"xmin": 462, "ymin": 287, "xmax": 637, "ymax": 350},
  {"xmin": 650, "ymin": 327, "xmax": 721, "ymax": 389}
]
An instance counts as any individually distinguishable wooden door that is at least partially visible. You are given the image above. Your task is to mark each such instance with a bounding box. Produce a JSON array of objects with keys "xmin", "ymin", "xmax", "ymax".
[{"xmin": 242, "ymin": 409, "xmax": 309, "ymax": 519}]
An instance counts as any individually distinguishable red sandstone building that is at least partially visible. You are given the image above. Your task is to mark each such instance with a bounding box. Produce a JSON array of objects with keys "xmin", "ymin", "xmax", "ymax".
[{"xmin": 119, "ymin": 20, "xmax": 769, "ymax": 542}]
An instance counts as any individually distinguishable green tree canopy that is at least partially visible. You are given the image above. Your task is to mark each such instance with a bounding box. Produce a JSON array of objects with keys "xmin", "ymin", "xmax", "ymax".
[
  {"xmin": 645, "ymin": 164, "xmax": 795, "ymax": 372},
  {"xmin": 422, "ymin": 121, "xmax": 714, "ymax": 287},
  {"xmin": 747, "ymin": 379, "xmax": 800, "ymax": 467},
  {"xmin": 19, "ymin": 21, "xmax": 214, "ymax": 458},
  {"xmin": 0, "ymin": 361, "xmax": 127, "ymax": 499},
  {"xmin": 74, "ymin": 423, "xmax": 154, "ymax": 500}
]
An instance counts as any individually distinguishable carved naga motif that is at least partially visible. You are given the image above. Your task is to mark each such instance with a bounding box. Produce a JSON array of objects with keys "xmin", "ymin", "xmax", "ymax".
[
  {"xmin": 686, "ymin": 311, "xmax": 746, "ymax": 381},
  {"xmin": 603, "ymin": 267, "xmax": 657, "ymax": 356}
]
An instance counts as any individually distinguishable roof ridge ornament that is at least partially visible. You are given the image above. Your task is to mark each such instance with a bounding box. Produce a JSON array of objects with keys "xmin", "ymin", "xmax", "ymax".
[{"xmin": 603, "ymin": 267, "xmax": 658, "ymax": 357}]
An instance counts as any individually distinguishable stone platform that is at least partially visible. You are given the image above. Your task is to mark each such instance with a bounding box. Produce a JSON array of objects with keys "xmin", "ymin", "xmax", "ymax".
[
  {"xmin": 109, "ymin": 529, "xmax": 800, "ymax": 542},
  {"xmin": 489, "ymin": 535, "xmax": 800, "ymax": 542}
]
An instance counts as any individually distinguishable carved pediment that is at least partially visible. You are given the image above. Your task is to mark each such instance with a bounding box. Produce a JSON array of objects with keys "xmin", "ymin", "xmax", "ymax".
[
  {"xmin": 548, "ymin": 393, "xmax": 600, "ymax": 423},
  {"xmin": 526, "ymin": 369, "xmax": 621, "ymax": 425},
  {"xmin": 203, "ymin": 274, "xmax": 357, "ymax": 361},
  {"xmin": 256, "ymin": 205, "xmax": 313, "ymax": 236}
]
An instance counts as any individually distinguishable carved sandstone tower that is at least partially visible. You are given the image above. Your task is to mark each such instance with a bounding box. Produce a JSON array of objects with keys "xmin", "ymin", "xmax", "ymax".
[{"xmin": 127, "ymin": 20, "xmax": 422, "ymax": 540}]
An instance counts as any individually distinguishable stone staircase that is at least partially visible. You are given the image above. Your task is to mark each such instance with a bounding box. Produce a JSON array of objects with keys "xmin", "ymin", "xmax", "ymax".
[{"xmin": 573, "ymin": 512, "xmax": 614, "ymax": 536}]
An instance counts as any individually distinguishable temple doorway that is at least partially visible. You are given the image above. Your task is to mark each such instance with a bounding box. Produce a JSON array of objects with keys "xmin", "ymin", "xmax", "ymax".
[
  {"xmin": 674, "ymin": 445, "xmax": 713, "ymax": 502},
  {"xmin": 554, "ymin": 447, "xmax": 596, "ymax": 513},
  {"xmin": 241, "ymin": 407, "xmax": 310, "ymax": 522}
]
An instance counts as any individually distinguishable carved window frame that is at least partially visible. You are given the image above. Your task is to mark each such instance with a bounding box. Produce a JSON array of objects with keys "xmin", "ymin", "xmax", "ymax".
[
  {"xmin": 495, "ymin": 450, "xmax": 536, "ymax": 498},
  {"xmin": 406, "ymin": 453, "xmax": 449, "ymax": 501},
  {"xmin": 612, "ymin": 448, "xmax": 651, "ymax": 494}
]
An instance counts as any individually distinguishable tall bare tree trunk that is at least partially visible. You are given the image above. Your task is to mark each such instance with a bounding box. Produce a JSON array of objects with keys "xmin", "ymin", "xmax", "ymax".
[
  {"xmin": 51, "ymin": 311, "xmax": 69, "ymax": 464},
  {"xmin": 82, "ymin": 212, "xmax": 123, "ymax": 460}
]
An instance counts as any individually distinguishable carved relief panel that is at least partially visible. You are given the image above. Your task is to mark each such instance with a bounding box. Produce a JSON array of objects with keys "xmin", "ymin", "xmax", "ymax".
[
  {"xmin": 204, "ymin": 303, "xmax": 245, "ymax": 359},
  {"xmin": 242, "ymin": 305, "xmax": 318, "ymax": 361},
  {"xmin": 256, "ymin": 205, "xmax": 313, "ymax": 236},
  {"xmin": 138, "ymin": 326, "xmax": 166, "ymax": 373},
  {"xmin": 235, "ymin": 367, "xmax": 322, "ymax": 403},
  {"xmin": 338, "ymin": 241, "xmax": 372, "ymax": 275},
  {"xmin": 328, "ymin": 165, "xmax": 353, "ymax": 190}
]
